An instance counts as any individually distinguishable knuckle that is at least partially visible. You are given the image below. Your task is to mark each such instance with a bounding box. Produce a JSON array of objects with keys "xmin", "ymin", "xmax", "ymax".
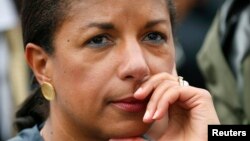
[{"xmin": 200, "ymin": 89, "xmax": 212, "ymax": 100}]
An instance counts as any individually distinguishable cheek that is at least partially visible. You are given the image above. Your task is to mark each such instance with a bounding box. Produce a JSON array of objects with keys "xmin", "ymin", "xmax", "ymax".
[
  {"xmin": 149, "ymin": 56, "xmax": 175, "ymax": 74},
  {"xmin": 52, "ymin": 63, "xmax": 95, "ymax": 108},
  {"xmin": 52, "ymin": 62, "xmax": 103, "ymax": 99},
  {"xmin": 50, "ymin": 54, "xmax": 116, "ymax": 109},
  {"xmin": 49, "ymin": 59, "xmax": 109, "ymax": 125},
  {"xmin": 48, "ymin": 53, "xmax": 122, "ymax": 133},
  {"xmin": 147, "ymin": 46, "xmax": 176, "ymax": 74}
]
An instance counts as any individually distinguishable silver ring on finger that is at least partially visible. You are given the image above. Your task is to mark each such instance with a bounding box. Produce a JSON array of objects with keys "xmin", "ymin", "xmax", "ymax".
[{"xmin": 178, "ymin": 76, "xmax": 189, "ymax": 86}]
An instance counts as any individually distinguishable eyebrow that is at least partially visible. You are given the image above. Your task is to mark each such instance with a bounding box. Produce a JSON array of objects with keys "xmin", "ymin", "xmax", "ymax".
[
  {"xmin": 87, "ymin": 22, "xmax": 115, "ymax": 30},
  {"xmin": 84, "ymin": 19, "xmax": 168, "ymax": 30},
  {"xmin": 144, "ymin": 19, "xmax": 169, "ymax": 29}
]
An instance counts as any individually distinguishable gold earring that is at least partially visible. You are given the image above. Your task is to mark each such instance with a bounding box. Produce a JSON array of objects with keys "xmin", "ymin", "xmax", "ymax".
[{"xmin": 41, "ymin": 82, "xmax": 55, "ymax": 101}]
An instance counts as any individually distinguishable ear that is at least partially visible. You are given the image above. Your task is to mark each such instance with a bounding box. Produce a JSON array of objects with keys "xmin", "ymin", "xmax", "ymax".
[{"xmin": 25, "ymin": 43, "xmax": 52, "ymax": 85}]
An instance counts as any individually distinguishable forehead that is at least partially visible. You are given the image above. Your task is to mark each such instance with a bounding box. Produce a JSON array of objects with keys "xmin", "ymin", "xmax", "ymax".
[
  {"xmin": 66, "ymin": 0, "xmax": 170, "ymax": 23},
  {"xmin": 70, "ymin": 0, "xmax": 168, "ymax": 11}
]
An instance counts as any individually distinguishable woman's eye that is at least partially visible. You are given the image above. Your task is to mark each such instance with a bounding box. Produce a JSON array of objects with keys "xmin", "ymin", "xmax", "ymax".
[
  {"xmin": 143, "ymin": 32, "xmax": 166, "ymax": 44},
  {"xmin": 86, "ymin": 35, "xmax": 113, "ymax": 48}
]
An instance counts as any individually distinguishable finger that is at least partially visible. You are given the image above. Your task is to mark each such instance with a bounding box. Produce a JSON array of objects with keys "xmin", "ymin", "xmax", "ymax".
[
  {"xmin": 152, "ymin": 86, "xmax": 216, "ymax": 121},
  {"xmin": 134, "ymin": 72, "xmax": 177, "ymax": 100},
  {"xmin": 143, "ymin": 80, "xmax": 177, "ymax": 123},
  {"xmin": 151, "ymin": 85, "xmax": 179, "ymax": 120}
]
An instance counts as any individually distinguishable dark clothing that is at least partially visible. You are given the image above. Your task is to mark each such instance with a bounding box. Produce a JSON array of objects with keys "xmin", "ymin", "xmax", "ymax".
[
  {"xmin": 6, "ymin": 125, "xmax": 153, "ymax": 141},
  {"xmin": 6, "ymin": 125, "xmax": 43, "ymax": 141}
]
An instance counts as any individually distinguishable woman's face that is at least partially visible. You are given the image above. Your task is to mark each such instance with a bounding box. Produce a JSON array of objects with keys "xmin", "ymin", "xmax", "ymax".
[{"xmin": 48, "ymin": 0, "xmax": 175, "ymax": 139}]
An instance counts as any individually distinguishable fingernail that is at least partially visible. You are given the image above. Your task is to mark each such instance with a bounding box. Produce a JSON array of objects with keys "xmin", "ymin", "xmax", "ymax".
[
  {"xmin": 134, "ymin": 87, "xmax": 143, "ymax": 96},
  {"xmin": 143, "ymin": 110, "xmax": 151, "ymax": 121},
  {"xmin": 152, "ymin": 111, "xmax": 160, "ymax": 120}
]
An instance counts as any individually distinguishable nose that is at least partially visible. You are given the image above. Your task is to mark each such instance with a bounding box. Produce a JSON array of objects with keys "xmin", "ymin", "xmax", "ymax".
[{"xmin": 117, "ymin": 39, "xmax": 150, "ymax": 82}]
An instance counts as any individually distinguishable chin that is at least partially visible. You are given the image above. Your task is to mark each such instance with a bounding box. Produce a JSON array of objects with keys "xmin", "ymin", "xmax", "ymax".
[{"xmin": 107, "ymin": 121, "xmax": 152, "ymax": 139}]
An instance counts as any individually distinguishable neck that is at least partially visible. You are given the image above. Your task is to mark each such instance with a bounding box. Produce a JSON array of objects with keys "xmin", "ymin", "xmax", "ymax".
[
  {"xmin": 40, "ymin": 106, "xmax": 106, "ymax": 141},
  {"xmin": 40, "ymin": 118, "xmax": 78, "ymax": 141}
]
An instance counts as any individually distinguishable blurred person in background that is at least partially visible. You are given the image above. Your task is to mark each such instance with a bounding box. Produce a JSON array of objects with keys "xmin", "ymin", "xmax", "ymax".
[
  {"xmin": 197, "ymin": 0, "xmax": 250, "ymax": 124},
  {"xmin": 174, "ymin": 0, "xmax": 225, "ymax": 88},
  {"xmin": 0, "ymin": 0, "xmax": 29, "ymax": 140}
]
